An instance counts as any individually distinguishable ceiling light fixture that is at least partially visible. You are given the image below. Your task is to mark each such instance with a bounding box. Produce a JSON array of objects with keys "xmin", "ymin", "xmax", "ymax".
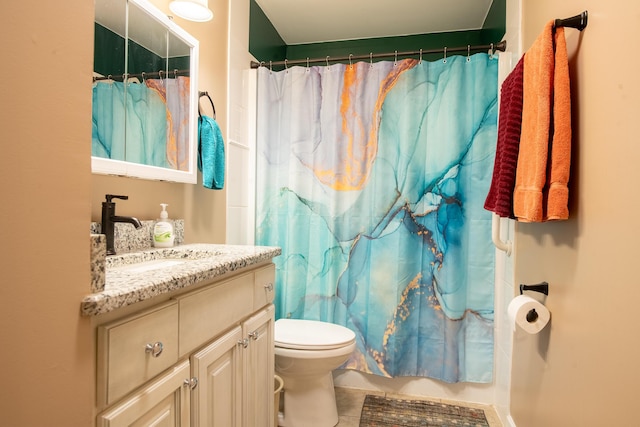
[{"xmin": 169, "ymin": 0, "xmax": 213, "ymax": 22}]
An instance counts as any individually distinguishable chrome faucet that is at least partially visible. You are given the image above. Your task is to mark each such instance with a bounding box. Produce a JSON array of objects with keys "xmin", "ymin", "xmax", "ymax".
[{"xmin": 101, "ymin": 194, "xmax": 143, "ymax": 255}]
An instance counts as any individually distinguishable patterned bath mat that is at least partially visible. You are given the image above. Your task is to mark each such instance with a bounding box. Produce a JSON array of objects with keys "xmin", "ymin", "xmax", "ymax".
[{"xmin": 359, "ymin": 394, "xmax": 489, "ymax": 427}]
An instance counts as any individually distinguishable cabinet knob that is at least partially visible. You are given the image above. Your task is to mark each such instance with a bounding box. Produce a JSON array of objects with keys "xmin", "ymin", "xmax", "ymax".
[
  {"xmin": 248, "ymin": 331, "xmax": 259, "ymax": 340},
  {"xmin": 238, "ymin": 338, "xmax": 249, "ymax": 348},
  {"xmin": 264, "ymin": 283, "xmax": 273, "ymax": 292},
  {"xmin": 145, "ymin": 341, "xmax": 164, "ymax": 357},
  {"xmin": 183, "ymin": 377, "xmax": 198, "ymax": 390}
]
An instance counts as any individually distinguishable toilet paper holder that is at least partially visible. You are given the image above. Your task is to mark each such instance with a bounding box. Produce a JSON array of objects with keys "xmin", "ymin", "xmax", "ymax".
[
  {"xmin": 519, "ymin": 282, "xmax": 549, "ymax": 296},
  {"xmin": 519, "ymin": 282, "xmax": 549, "ymax": 323}
]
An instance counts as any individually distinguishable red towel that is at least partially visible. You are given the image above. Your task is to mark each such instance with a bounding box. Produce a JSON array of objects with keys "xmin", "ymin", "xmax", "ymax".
[{"xmin": 484, "ymin": 57, "xmax": 525, "ymax": 218}]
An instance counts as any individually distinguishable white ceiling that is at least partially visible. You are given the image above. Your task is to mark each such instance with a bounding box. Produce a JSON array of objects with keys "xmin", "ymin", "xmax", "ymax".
[{"xmin": 254, "ymin": 0, "xmax": 494, "ymax": 45}]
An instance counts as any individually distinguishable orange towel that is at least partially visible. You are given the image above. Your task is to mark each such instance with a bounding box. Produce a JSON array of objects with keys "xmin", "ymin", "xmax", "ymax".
[
  {"xmin": 547, "ymin": 26, "xmax": 571, "ymax": 220},
  {"xmin": 513, "ymin": 21, "xmax": 571, "ymax": 222}
]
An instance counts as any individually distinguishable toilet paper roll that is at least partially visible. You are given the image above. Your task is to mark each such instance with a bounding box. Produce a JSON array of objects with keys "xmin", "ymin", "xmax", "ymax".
[{"xmin": 507, "ymin": 295, "xmax": 550, "ymax": 334}]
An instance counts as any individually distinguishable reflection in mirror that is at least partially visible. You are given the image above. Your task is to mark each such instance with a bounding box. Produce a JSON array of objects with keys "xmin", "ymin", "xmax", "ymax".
[{"xmin": 92, "ymin": 0, "xmax": 198, "ymax": 183}]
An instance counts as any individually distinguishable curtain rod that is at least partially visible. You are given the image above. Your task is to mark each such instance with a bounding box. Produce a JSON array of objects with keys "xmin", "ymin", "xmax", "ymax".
[
  {"xmin": 93, "ymin": 69, "xmax": 190, "ymax": 82},
  {"xmin": 250, "ymin": 40, "xmax": 507, "ymax": 69}
]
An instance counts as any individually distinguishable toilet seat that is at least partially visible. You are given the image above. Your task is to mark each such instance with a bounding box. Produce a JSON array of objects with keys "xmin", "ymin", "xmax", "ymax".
[{"xmin": 275, "ymin": 319, "xmax": 356, "ymax": 350}]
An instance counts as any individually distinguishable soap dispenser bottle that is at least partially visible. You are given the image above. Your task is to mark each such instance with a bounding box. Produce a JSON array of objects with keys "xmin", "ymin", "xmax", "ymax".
[{"xmin": 153, "ymin": 204, "xmax": 175, "ymax": 248}]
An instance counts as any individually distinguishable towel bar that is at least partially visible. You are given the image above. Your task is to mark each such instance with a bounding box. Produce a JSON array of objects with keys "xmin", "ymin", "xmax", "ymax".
[{"xmin": 554, "ymin": 11, "xmax": 588, "ymax": 31}]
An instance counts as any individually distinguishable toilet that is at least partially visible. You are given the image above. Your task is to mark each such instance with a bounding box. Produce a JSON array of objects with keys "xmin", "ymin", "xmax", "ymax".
[{"xmin": 274, "ymin": 319, "xmax": 356, "ymax": 427}]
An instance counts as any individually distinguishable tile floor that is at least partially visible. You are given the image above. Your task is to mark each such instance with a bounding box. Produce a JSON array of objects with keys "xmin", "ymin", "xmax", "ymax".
[{"xmin": 334, "ymin": 387, "xmax": 503, "ymax": 427}]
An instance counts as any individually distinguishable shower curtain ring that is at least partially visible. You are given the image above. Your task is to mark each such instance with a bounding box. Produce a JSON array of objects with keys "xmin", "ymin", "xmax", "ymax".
[
  {"xmin": 419, "ymin": 48, "xmax": 423, "ymax": 64},
  {"xmin": 284, "ymin": 59, "xmax": 288, "ymax": 72},
  {"xmin": 174, "ymin": 69, "xmax": 178, "ymax": 78},
  {"xmin": 326, "ymin": 56, "xmax": 330, "ymax": 67},
  {"xmin": 269, "ymin": 61, "xmax": 273, "ymax": 73},
  {"xmin": 370, "ymin": 52, "xmax": 373, "ymax": 68},
  {"xmin": 141, "ymin": 71, "xmax": 146, "ymax": 82},
  {"xmin": 443, "ymin": 47, "xmax": 447, "ymax": 64},
  {"xmin": 394, "ymin": 50, "xmax": 398, "ymax": 66},
  {"xmin": 467, "ymin": 45, "xmax": 471, "ymax": 62},
  {"xmin": 490, "ymin": 43, "xmax": 494, "ymax": 58},
  {"xmin": 306, "ymin": 57, "xmax": 310, "ymax": 71},
  {"xmin": 349, "ymin": 54, "xmax": 353, "ymax": 70}
]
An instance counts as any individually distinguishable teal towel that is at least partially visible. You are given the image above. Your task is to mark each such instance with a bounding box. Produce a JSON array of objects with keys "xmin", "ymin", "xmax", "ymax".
[{"xmin": 198, "ymin": 116, "xmax": 225, "ymax": 189}]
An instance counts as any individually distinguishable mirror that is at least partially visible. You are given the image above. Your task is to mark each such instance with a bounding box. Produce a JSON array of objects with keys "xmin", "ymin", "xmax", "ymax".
[{"xmin": 93, "ymin": 0, "xmax": 199, "ymax": 183}]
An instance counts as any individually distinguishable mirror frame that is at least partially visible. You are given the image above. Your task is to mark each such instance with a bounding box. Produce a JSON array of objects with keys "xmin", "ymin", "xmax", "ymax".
[{"xmin": 92, "ymin": 0, "xmax": 199, "ymax": 183}]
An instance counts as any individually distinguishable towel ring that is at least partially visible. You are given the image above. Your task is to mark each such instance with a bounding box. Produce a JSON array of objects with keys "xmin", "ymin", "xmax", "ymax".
[{"xmin": 198, "ymin": 91, "xmax": 216, "ymax": 119}]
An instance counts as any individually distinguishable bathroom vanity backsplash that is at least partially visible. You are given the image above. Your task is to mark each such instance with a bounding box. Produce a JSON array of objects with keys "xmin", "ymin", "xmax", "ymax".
[
  {"xmin": 90, "ymin": 219, "xmax": 184, "ymax": 253},
  {"xmin": 90, "ymin": 234, "xmax": 107, "ymax": 293}
]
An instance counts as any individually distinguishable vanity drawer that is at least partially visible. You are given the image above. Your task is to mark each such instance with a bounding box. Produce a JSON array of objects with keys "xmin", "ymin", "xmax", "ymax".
[
  {"xmin": 177, "ymin": 272, "xmax": 254, "ymax": 356},
  {"xmin": 254, "ymin": 263, "xmax": 275, "ymax": 309},
  {"xmin": 97, "ymin": 301, "xmax": 179, "ymax": 406}
]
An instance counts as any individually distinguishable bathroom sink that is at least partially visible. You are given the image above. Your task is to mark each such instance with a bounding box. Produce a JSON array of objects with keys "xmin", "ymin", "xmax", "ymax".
[
  {"xmin": 111, "ymin": 259, "xmax": 189, "ymax": 273},
  {"xmin": 105, "ymin": 245, "xmax": 223, "ymax": 270}
]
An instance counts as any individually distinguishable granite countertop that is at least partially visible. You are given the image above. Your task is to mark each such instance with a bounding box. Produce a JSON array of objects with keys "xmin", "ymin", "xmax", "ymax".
[{"xmin": 82, "ymin": 243, "xmax": 281, "ymax": 316}]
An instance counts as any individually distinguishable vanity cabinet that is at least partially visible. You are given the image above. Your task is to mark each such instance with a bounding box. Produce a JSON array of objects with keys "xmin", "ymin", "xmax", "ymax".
[
  {"xmin": 191, "ymin": 305, "xmax": 274, "ymax": 427},
  {"xmin": 95, "ymin": 263, "xmax": 276, "ymax": 427}
]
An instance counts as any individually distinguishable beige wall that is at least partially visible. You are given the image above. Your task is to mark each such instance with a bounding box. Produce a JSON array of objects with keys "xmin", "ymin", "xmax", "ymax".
[
  {"xmin": 0, "ymin": 0, "xmax": 94, "ymax": 425},
  {"xmin": 0, "ymin": 0, "xmax": 228, "ymax": 425},
  {"xmin": 91, "ymin": 0, "xmax": 228, "ymax": 244},
  {"xmin": 512, "ymin": 1, "xmax": 640, "ymax": 425}
]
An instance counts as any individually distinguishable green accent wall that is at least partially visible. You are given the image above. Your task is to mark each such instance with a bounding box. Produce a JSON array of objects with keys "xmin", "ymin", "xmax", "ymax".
[
  {"xmin": 481, "ymin": 0, "xmax": 506, "ymax": 44},
  {"xmin": 94, "ymin": 24, "xmax": 126, "ymax": 76},
  {"xmin": 248, "ymin": 0, "xmax": 287, "ymax": 63},
  {"xmin": 248, "ymin": 0, "xmax": 505, "ymax": 66},
  {"xmin": 285, "ymin": 30, "xmax": 486, "ymax": 64},
  {"xmin": 94, "ymin": 23, "xmax": 190, "ymax": 79}
]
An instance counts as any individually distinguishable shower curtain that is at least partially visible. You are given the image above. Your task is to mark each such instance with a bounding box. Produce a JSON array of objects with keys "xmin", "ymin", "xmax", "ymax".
[
  {"xmin": 256, "ymin": 54, "xmax": 498, "ymax": 383},
  {"xmin": 92, "ymin": 77, "xmax": 190, "ymax": 169}
]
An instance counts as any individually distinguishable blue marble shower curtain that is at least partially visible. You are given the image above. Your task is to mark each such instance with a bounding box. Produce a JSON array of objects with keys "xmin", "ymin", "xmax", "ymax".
[
  {"xmin": 256, "ymin": 54, "xmax": 498, "ymax": 383},
  {"xmin": 92, "ymin": 77, "xmax": 190, "ymax": 169}
]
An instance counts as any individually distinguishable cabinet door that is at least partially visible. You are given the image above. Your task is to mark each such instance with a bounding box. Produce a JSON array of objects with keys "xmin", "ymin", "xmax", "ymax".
[
  {"xmin": 243, "ymin": 304, "xmax": 275, "ymax": 427},
  {"xmin": 97, "ymin": 360, "xmax": 190, "ymax": 427},
  {"xmin": 191, "ymin": 326, "xmax": 243, "ymax": 427}
]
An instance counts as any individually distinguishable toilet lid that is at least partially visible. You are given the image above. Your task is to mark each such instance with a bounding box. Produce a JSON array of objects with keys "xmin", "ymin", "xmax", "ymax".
[{"xmin": 274, "ymin": 319, "xmax": 356, "ymax": 350}]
